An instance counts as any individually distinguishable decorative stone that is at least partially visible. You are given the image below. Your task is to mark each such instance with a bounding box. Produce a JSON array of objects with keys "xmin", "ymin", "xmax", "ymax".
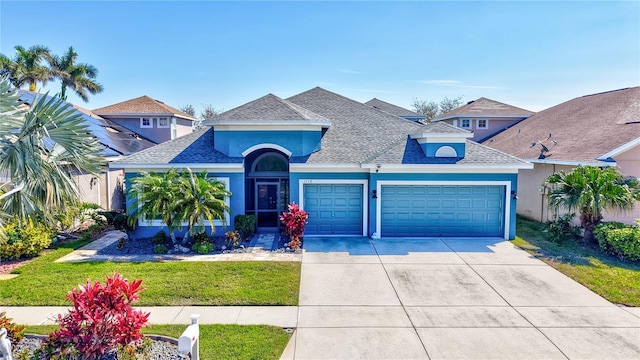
[{"xmin": 221, "ymin": 245, "xmax": 227, "ymax": 250}]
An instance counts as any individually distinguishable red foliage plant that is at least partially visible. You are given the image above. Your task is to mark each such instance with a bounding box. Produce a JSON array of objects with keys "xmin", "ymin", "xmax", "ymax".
[
  {"xmin": 44, "ymin": 272, "xmax": 150, "ymax": 359},
  {"xmin": 279, "ymin": 202, "xmax": 309, "ymax": 249}
]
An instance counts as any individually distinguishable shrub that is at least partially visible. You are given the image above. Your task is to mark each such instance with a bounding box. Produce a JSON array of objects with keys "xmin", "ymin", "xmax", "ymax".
[
  {"xmin": 113, "ymin": 213, "xmax": 129, "ymax": 231},
  {"xmin": 152, "ymin": 231, "xmax": 169, "ymax": 245},
  {"xmin": 0, "ymin": 311, "xmax": 25, "ymax": 345},
  {"xmin": 225, "ymin": 230, "xmax": 240, "ymax": 247},
  {"xmin": 42, "ymin": 272, "xmax": 149, "ymax": 359},
  {"xmin": 98, "ymin": 211, "xmax": 117, "ymax": 225},
  {"xmin": 191, "ymin": 232, "xmax": 214, "ymax": 254},
  {"xmin": 279, "ymin": 202, "xmax": 308, "ymax": 250},
  {"xmin": 544, "ymin": 213, "xmax": 582, "ymax": 242},
  {"xmin": 153, "ymin": 244, "xmax": 168, "ymax": 254},
  {"xmin": 234, "ymin": 214, "xmax": 256, "ymax": 240},
  {"xmin": 0, "ymin": 220, "xmax": 53, "ymax": 260},
  {"xmin": 594, "ymin": 222, "xmax": 640, "ymax": 261}
]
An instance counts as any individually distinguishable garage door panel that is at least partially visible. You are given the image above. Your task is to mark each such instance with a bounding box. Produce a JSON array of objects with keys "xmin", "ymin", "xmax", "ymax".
[{"xmin": 304, "ymin": 184, "xmax": 363, "ymax": 235}]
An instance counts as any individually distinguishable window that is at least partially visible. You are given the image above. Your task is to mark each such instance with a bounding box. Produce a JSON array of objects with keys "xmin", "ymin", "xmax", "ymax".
[
  {"xmin": 477, "ymin": 119, "xmax": 488, "ymax": 129},
  {"xmin": 157, "ymin": 117, "xmax": 170, "ymax": 128},
  {"xmin": 460, "ymin": 119, "xmax": 471, "ymax": 129},
  {"xmin": 140, "ymin": 117, "xmax": 152, "ymax": 128}
]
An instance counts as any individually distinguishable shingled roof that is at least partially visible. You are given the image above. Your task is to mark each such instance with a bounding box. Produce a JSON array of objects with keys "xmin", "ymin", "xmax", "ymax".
[
  {"xmin": 482, "ymin": 87, "xmax": 640, "ymax": 163},
  {"xmin": 433, "ymin": 97, "xmax": 534, "ymax": 121},
  {"xmin": 115, "ymin": 87, "xmax": 528, "ymax": 167},
  {"xmin": 93, "ymin": 95, "xmax": 196, "ymax": 120},
  {"xmin": 364, "ymin": 98, "xmax": 422, "ymax": 118}
]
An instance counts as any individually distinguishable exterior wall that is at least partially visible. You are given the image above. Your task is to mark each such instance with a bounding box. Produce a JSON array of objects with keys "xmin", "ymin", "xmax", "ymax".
[
  {"xmin": 443, "ymin": 117, "xmax": 524, "ymax": 142},
  {"xmin": 422, "ymin": 142, "xmax": 465, "ymax": 158},
  {"xmin": 603, "ymin": 145, "xmax": 640, "ymax": 224},
  {"xmin": 175, "ymin": 117, "xmax": 193, "ymax": 139},
  {"xmin": 124, "ymin": 171, "xmax": 244, "ymax": 238},
  {"xmin": 107, "ymin": 117, "xmax": 170, "ymax": 144},
  {"xmin": 214, "ymin": 130, "xmax": 322, "ymax": 157},
  {"xmin": 75, "ymin": 171, "xmax": 101, "ymax": 206}
]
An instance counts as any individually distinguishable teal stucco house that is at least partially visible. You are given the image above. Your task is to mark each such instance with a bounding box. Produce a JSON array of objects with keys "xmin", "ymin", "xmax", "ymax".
[{"xmin": 113, "ymin": 87, "xmax": 532, "ymax": 240}]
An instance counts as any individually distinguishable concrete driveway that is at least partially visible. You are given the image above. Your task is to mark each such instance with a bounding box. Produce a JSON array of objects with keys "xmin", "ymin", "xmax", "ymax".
[{"xmin": 282, "ymin": 237, "xmax": 640, "ymax": 360}]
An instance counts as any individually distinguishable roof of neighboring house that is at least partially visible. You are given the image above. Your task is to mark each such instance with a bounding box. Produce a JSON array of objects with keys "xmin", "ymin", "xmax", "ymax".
[
  {"xmin": 482, "ymin": 87, "xmax": 640, "ymax": 163},
  {"xmin": 115, "ymin": 87, "xmax": 528, "ymax": 167},
  {"xmin": 207, "ymin": 93, "xmax": 331, "ymax": 125},
  {"xmin": 19, "ymin": 92, "xmax": 156, "ymax": 157},
  {"xmin": 432, "ymin": 97, "xmax": 534, "ymax": 121},
  {"xmin": 93, "ymin": 95, "xmax": 197, "ymax": 120},
  {"xmin": 364, "ymin": 98, "xmax": 423, "ymax": 118}
]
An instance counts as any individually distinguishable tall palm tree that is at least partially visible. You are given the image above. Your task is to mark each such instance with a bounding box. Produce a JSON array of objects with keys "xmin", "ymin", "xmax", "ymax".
[
  {"xmin": 50, "ymin": 47, "xmax": 103, "ymax": 102},
  {"xmin": 0, "ymin": 45, "xmax": 53, "ymax": 92},
  {"xmin": 0, "ymin": 77, "xmax": 103, "ymax": 226},
  {"xmin": 175, "ymin": 169, "xmax": 231, "ymax": 243},
  {"xmin": 546, "ymin": 166, "xmax": 640, "ymax": 244}
]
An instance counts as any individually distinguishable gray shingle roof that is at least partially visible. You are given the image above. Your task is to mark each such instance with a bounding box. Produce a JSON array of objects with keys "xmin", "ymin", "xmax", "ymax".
[
  {"xmin": 433, "ymin": 97, "xmax": 534, "ymax": 121},
  {"xmin": 364, "ymin": 98, "xmax": 422, "ymax": 118},
  {"xmin": 209, "ymin": 93, "xmax": 331, "ymax": 124},
  {"xmin": 483, "ymin": 87, "xmax": 640, "ymax": 162}
]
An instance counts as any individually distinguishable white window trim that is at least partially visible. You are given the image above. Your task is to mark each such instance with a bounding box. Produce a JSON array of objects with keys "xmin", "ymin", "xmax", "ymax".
[
  {"xmin": 157, "ymin": 117, "xmax": 170, "ymax": 128},
  {"xmin": 373, "ymin": 180, "xmax": 511, "ymax": 240},
  {"xmin": 140, "ymin": 117, "xmax": 153, "ymax": 128},
  {"xmin": 476, "ymin": 119, "xmax": 489, "ymax": 129},
  {"xmin": 298, "ymin": 179, "xmax": 368, "ymax": 237},
  {"xmin": 138, "ymin": 177, "xmax": 231, "ymax": 228},
  {"xmin": 460, "ymin": 119, "xmax": 471, "ymax": 129}
]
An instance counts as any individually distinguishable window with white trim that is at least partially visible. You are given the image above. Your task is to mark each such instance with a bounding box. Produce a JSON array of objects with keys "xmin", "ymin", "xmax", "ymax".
[
  {"xmin": 477, "ymin": 119, "xmax": 488, "ymax": 129},
  {"xmin": 157, "ymin": 117, "xmax": 170, "ymax": 128},
  {"xmin": 140, "ymin": 117, "xmax": 152, "ymax": 128},
  {"xmin": 460, "ymin": 119, "xmax": 471, "ymax": 129}
]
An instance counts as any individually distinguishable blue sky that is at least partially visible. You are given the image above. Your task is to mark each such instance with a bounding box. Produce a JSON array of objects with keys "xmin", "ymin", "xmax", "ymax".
[{"xmin": 1, "ymin": 1, "xmax": 638, "ymax": 113}]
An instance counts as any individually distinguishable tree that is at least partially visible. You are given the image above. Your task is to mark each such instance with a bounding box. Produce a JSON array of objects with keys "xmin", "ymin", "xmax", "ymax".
[
  {"xmin": 174, "ymin": 169, "xmax": 231, "ymax": 243},
  {"xmin": 0, "ymin": 77, "xmax": 103, "ymax": 227},
  {"xmin": 546, "ymin": 166, "xmax": 640, "ymax": 244},
  {"xmin": 180, "ymin": 104, "xmax": 196, "ymax": 117},
  {"xmin": 411, "ymin": 96, "xmax": 464, "ymax": 122},
  {"xmin": 49, "ymin": 46, "xmax": 103, "ymax": 102},
  {"xmin": 0, "ymin": 45, "xmax": 53, "ymax": 92},
  {"xmin": 181, "ymin": 103, "xmax": 222, "ymax": 131}
]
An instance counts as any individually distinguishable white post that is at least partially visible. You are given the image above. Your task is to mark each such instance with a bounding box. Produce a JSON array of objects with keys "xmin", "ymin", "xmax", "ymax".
[{"xmin": 178, "ymin": 314, "xmax": 200, "ymax": 360}]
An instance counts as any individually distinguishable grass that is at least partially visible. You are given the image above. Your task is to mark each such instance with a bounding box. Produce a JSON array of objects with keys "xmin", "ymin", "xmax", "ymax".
[
  {"xmin": 513, "ymin": 216, "xmax": 640, "ymax": 306},
  {"xmin": 1, "ymin": 239, "xmax": 300, "ymax": 306},
  {"xmin": 21, "ymin": 324, "xmax": 291, "ymax": 360}
]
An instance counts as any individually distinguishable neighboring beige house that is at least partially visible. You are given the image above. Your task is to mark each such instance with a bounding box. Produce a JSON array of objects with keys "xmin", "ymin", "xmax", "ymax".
[
  {"xmin": 432, "ymin": 98, "xmax": 534, "ymax": 142},
  {"xmin": 484, "ymin": 87, "xmax": 640, "ymax": 224},
  {"xmin": 93, "ymin": 95, "xmax": 196, "ymax": 144}
]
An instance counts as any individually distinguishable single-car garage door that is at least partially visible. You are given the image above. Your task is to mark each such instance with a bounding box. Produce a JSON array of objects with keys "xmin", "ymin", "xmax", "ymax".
[
  {"xmin": 381, "ymin": 185, "xmax": 504, "ymax": 237},
  {"xmin": 304, "ymin": 184, "xmax": 363, "ymax": 235}
]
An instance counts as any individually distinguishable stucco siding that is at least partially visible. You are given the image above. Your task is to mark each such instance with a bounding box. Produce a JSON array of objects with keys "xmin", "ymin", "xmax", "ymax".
[
  {"xmin": 175, "ymin": 118, "xmax": 193, "ymax": 138},
  {"xmin": 108, "ymin": 117, "xmax": 171, "ymax": 143},
  {"xmin": 214, "ymin": 130, "xmax": 322, "ymax": 157},
  {"xmin": 443, "ymin": 117, "xmax": 523, "ymax": 142}
]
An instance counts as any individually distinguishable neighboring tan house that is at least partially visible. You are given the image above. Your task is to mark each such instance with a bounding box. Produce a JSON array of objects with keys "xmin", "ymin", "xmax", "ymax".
[
  {"xmin": 364, "ymin": 98, "xmax": 425, "ymax": 122},
  {"xmin": 483, "ymin": 87, "xmax": 640, "ymax": 225},
  {"xmin": 431, "ymin": 98, "xmax": 534, "ymax": 142},
  {"xmin": 93, "ymin": 95, "xmax": 197, "ymax": 144},
  {"xmin": 18, "ymin": 92, "xmax": 157, "ymax": 210},
  {"xmin": 115, "ymin": 87, "xmax": 531, "ymax": 240}
]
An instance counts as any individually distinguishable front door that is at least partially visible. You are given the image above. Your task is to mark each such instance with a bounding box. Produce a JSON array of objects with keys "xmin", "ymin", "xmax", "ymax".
[{"xmin": 255, "ymin": 182, "xmax": 280, "ymax": 230}]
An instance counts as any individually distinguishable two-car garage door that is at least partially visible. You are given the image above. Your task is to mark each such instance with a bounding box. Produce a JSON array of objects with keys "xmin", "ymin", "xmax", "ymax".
[{"xmin": 380, "ymin": 185, "xmax": 505, "ymax": 237}]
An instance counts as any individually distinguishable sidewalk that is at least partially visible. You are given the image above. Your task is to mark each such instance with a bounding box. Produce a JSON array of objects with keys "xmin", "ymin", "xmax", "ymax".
[{"xmin": 1, "ymin": 306, "xmax": 298, "ymax": 328}]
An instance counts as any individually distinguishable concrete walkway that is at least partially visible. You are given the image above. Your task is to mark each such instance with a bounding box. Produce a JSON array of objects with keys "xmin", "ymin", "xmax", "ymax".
[{"xmin": 282, "ymin": 237, "xmax": 640, "ymax": 360}]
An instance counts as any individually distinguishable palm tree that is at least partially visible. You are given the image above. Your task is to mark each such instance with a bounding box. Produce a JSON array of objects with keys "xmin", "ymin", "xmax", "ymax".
[
  {"xmin": 127, "ymin": 169, "xmax": 184, "ymax": 245},
  {"xmin": 175, "ymin": 169, "xmax": 231, "ymax": 244},
  {"xmin": 0, "ymin": 77, "xmax": 103, "ymax": 226},
  {"xmin": 0, "ymin": 45, "xmax": 53, "ymax": 92},
  {"xmin": 50, "ymin": 47, "xmax": 103, "ymax": 102},
  {"xmin": 546, "ymin": 166, "xmax": 640, "ymax": 244}
]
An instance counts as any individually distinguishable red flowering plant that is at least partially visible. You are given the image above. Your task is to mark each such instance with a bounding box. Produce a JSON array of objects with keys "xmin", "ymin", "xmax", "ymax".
[
  {"xmin": 279, "ymin": 202, "xmax": 309, "ymax": 250},
  {"xmin": 42, "ymin": 272, "xmax": 150, "ymax": 359}
]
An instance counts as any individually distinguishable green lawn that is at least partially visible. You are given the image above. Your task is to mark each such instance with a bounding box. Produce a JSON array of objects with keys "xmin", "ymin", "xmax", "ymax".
[
  {"xmin": 1, "ymin": 240, "xmax": 300, "ymax": 306},
  {"xmin": 20, "ymin": 324, "xmax": 290, "ymax": 360},
  {"xmin": 513, "ymin": 216, "xmax": 640, "ymax": 306}
]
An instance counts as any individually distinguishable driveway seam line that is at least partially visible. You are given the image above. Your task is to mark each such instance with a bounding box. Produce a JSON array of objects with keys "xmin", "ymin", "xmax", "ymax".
[{"xmin": 370, "ymin": 238, "xmax": 432, "ymax": 360}]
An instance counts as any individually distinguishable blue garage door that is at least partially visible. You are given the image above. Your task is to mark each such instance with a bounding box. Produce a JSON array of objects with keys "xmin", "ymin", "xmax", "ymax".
[
  {"xmin": 304, "ymin": 184, "xmax": 363, "ymax": 235},
  {"xmin": 381, "ymin": 185, "xmax": 504, "ymax": 237}
]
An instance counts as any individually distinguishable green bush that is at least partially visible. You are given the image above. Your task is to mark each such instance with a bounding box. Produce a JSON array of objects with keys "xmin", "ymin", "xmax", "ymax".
[
  {"xmin": 98, "ymin": 211, "xmax": 117, "ymax": 225},
  {"xmin": 594, "ymin": 222, "xmax": 640, "ymax": 261},
  {"xmin": 152, "ymin": 231, "xmax": 169, "ymax": 245},
  {"xmin": 544, "ymin": 213, "xmax": 582, "ymax": 242},
  {"xmin": 191, "ymin": 232, "xmax": 214, "ymax": 254},
  {"xmin": 113, "ymin": 213, "xmax": 128, "ymax": 231},
  {"xmin": 0, "ymin": 221, "xmax": 54, "ymax": 260},
  {"xmin": 234, "ymin": 214, "xmax": 256, "ymax": 240},
  {"xmin": 154, "ymin": 244, "xmax": 169, "ymax": 254}
]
